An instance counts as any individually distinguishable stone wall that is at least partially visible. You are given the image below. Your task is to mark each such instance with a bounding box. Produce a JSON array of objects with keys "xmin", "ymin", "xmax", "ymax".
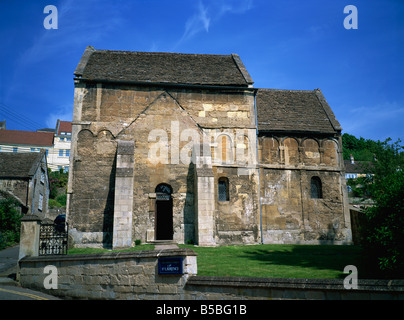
[
  {"xmin": 19, "ymin": 248, "xmax": 197, "ymax": 300},
  {"xmin": 68, "ymin": 83, "xmax": 260, "ymax": 247},
  {"xmin": 18, "ymin": 251, "xmax": 404, "ymax": 300},
  {"xmin": 258, "ymin": 135, "xmax": 351, "ymax": 244},
  {"xmin": 68, "ymin": 79, "xmax": 351, "ymax": 248},
  {"xmin": 0, "ymin": 179, "xmax": 29, "ymax": 206},
  {"xmin": 185, "ymin": 276, "xmax": 404, "ymax": 300}
]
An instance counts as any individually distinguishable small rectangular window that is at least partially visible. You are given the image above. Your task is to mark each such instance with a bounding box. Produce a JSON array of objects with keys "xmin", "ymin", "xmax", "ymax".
[
  {"xmin": 218, "ymin": 177, "xmax": 229, "ymax": 202},
  {"xmin": 311, "ymin": 176, "xmax": 323, "ymax": 199}
]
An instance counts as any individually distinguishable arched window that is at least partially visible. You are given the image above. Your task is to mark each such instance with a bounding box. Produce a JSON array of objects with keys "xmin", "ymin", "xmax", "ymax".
[
  {"xmin": 311, "ymin": 176, "xmax": 323, "ymax": 199},
  {"xmin": 218, "ymin": 177, "xmax": 229, "ymax": 202},
  {"xmin": 155, "ymin": 183, "xmax": 172, "ymax": 200}
]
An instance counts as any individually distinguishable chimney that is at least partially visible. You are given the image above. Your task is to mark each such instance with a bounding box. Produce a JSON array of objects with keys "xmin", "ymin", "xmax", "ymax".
[{"xmin": 350, "ymin": 154, "xmax": 354, "ymax": 164}]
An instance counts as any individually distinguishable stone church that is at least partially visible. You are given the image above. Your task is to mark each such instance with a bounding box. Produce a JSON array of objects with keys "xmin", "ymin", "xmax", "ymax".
[{"xmin": 67, "ymin": 46, "xmax": 352, "ymax": 248}]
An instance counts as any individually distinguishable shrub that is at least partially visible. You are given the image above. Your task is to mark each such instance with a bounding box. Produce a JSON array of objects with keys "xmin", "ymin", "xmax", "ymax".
[
  {"xmin": 0, "ymin": 198, "xmax": 22, "ymax": 249},
  {"xmin": 359, "ymin": 139, "xmax": 404, "ymax": 276}
]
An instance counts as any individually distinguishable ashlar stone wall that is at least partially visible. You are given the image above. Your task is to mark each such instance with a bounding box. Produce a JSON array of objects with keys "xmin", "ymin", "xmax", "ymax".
[
  {"xmin": 68, "ymin": 83, "xmax": 259, "ymax": 247},
  {"xmin": 258, "ymin": 135, "xmax": 351, "ymax": 244}
]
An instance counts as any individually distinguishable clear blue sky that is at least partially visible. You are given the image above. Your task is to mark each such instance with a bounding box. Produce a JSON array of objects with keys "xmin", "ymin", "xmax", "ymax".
[{"xmin": 0, "ymin": 0, "xmax": 403, "ymax": 141}]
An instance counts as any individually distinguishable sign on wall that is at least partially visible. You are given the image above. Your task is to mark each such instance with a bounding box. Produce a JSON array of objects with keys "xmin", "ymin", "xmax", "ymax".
[{"xmin": 158, "ymin": 257, "xmax": 183, "ymax": 275}]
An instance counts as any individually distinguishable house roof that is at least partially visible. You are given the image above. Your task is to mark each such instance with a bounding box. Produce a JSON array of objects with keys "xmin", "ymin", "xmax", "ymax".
[
  {"xmin": 256, "ymin": 88, "xmax": 342, "ymax": 134},
  {"xmin": 0, "ymin": 150, "xmax": 46, "ymax": 178},
  {"xmin": 56, "ymin": 120, "xmax": 72, "ymax": 135},
  {"xmin": 344, "ymin": 160, "xmax": 373, "ymax": 174},
  {"xmin": 74, "ymin": 46, "xmax": 254, "ymax": 87},
  {"xmin": 0, "ymin": 129, "xmax": 54, "ymax": 147}
]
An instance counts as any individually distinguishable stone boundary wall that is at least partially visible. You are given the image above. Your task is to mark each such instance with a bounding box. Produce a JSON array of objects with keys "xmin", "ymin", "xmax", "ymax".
[
  {"xmin": 185, "ymin": 276, "xmax": 404, "ymax": 300},
  {"xmin": 19, "ymin": 249, "xmax": 404, "ymax": 300},
  {"xmin": 18, "ymin": 248, "xmax": 197, "ymax": 300}
]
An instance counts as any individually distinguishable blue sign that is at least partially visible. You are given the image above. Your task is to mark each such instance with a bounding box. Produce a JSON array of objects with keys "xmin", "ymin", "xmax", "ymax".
[{"xmin": 158, "ymin": 257, "xmax": 183, "ymax": 275}]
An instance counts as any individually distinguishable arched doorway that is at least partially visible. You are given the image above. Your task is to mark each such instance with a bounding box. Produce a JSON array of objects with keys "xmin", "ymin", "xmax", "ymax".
[{"xmin": 155, "ymin": 183, "xmax": 173, "ymax": 240}]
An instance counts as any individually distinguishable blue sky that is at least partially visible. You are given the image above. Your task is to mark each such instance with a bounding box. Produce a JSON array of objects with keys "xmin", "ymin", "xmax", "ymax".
[{"xmin": 0, "ymin": 0, "xmax": 403, "ymax": 141}]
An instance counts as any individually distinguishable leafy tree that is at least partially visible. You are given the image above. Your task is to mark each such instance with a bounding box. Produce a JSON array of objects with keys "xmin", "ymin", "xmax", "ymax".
[
  {"xmin": 358, "ymin": 138, "xmax": 404, "ymax": 277},
  {"xmin": 48, "ymin": 168, "xmax": 69, "ymax": 204},
  {"xmin": 342, "ymin": 133, "xmax": 384, "ymax": 161},
  {"xmin": 0, "ymin": 197, "xmax": 22, "ymax": 249}
]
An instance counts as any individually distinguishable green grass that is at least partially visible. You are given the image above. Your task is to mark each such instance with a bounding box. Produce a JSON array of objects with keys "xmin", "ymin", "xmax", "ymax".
[
  {"xmin": 179, "ymin": 244, "xmax": 369, "ymax": 279},
  {"xmin": 68, "ymin": 243, "xmax": 374, "ymax": 279}
]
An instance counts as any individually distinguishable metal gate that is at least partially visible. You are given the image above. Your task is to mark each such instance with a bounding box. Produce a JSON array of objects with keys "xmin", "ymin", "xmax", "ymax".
[{"xmin": 39, "ymin": 222, "xmax": 68, "ymax": 255}]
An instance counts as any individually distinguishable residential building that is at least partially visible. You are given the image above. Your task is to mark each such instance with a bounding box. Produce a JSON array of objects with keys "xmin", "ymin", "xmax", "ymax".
[
  {"xmin": 0, "ymin": 150, "xmax": 49, "ymax": 216},
  {"xmin": 0, "ymin": 129, "xmax": 54, "ymax": 155},
  {"xmin": 47, "ymin": 120, "xmax": 72, "ymax": 172},
  {"xmin": 344, "ymin": 155, "xmax": 372, "ymax": 180},
  {"xmin": 0, "ymin": 120, "xmax": 72, "ymax": 172}
]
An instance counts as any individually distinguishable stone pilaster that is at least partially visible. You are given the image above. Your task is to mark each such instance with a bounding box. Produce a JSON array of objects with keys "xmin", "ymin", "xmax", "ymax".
[
  {"xmin": 19, "ymin": 215, "xmax": 42, "ymax": 260},
  {"xmin": 113, "ymin": 140, "xmax": 135, "ymax": 249},
  {"xmin": 193, "ymin": 144, "xmax": 216, "ymax": 246}
]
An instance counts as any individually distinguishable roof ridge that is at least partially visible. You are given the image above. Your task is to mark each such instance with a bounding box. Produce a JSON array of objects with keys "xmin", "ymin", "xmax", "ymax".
[
  {"xmin": 95, "ymin": 49, "xmax": 229, "ymax": 56},
  {"xmin": 257, "ymin": 88, "xmax": 316, "ymax": 93}
]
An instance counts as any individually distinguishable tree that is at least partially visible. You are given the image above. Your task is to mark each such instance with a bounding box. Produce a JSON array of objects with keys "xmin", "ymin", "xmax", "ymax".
[
  {"xmin": 342, "ymin": 133, "xmax": 384, "ymax": 161},
  {"xmin": 48, "ymin": 168, "xmax": 69, "ymax": 207},
  {"xmin": 359, "ymin": 138, "xmax": 404, "ymax": 277},
  {"xmin": 0, "ymin": 197, "xmax": 22, "ymax": 249}
]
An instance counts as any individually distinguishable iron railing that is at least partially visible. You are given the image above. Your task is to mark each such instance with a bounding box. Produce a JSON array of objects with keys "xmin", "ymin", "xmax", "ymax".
[{"xmin": 39, "ymin": 222, "xmax": 68, "ymax": 255}]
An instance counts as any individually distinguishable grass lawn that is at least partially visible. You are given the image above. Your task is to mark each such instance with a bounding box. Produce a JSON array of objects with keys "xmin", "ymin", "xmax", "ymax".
[
  {"xmin": 179, "ymin": 244, "xmax": 369, "ymax": 279},
  {"xmin": 68, "ymin": 243, "xmax": 373, "ymax": 279}
]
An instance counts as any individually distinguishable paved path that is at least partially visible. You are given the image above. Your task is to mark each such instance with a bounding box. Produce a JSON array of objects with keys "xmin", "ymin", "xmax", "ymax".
[
  {"xmin": 155, "ymin": 244, "xmax": 179, "ymax": 250},
  {"xmin": 0, "ymin": 245, "xmax": 19, "ymax": 276},
  {"xmin": 0, "ymin": 245, "xmax": 60, "ymax": 300}
]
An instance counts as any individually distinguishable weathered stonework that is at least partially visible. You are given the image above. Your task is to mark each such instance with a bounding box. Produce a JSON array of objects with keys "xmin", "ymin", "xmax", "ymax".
[{"xmin": 66, "ymin": 47, "xmax": 351, "ymax": 248}]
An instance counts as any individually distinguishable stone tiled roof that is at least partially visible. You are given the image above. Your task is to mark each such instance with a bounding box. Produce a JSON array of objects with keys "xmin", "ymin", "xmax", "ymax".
[
  {"xmin": 256, "ymin": 88, "xmax": 342, "ymax": 134},
  {"xmin": 0, "ymin": 150, "xmax": 46, "ymax": 178},
  {"xmin": 74, "ymin": 46, "xmax": 253, "ymax": 87}
]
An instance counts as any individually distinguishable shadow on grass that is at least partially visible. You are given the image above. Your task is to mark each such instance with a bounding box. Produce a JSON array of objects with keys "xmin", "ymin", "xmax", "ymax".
[{"xmin": 238, "ymin": 245, "xmax": 378, "ymax": 279}]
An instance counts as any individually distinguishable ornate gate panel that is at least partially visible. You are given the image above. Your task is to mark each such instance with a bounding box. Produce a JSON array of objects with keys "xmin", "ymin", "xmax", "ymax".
[{"xmin": 39, "ymin": 223, "xmax": 68, "ymax": 255}]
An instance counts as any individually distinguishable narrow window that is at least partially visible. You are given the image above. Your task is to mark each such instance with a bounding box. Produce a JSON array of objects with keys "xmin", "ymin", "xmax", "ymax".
[
  {"xmin": 311, "ymin": 176, "xmax": 323, "ymax": 199},
  {"xmin": 218, "ymin": 177, "xmax": 229, "ymax": 202},
  {"xmin": 40, "ymin": 170, "xmax": 45, "ymax": 184},
  {"xmin": 38, "ymin": 194, "xmax": 43, "ymax": 211}
]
